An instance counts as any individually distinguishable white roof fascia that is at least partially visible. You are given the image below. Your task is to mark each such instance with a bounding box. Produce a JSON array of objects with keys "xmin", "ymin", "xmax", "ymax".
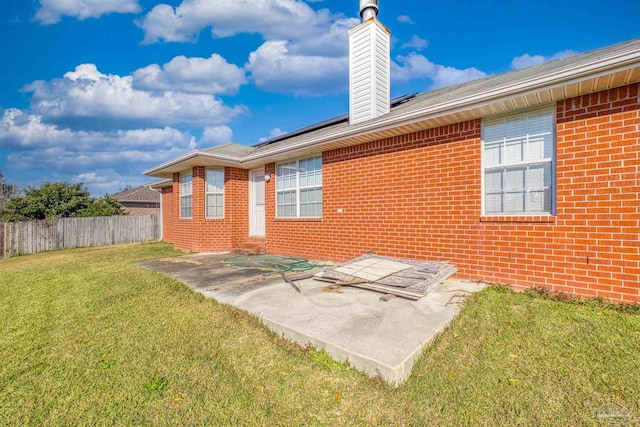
[
  {"xmin": 144, "ymin": 43, "xmax": 640, "ymax": 176},
  {"xmin": 143, "ymin": 150, "xmax": 243, "ymax": 175},
  {"xmin": 241, "ymin": 49, "xmax": 640, "ymax": 162}
]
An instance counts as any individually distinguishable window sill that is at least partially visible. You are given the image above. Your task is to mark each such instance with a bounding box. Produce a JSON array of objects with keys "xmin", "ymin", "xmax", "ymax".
[
  {"xmin": 275, "ymin": 217, "xmax": 322, "ymax": 223},
  {"xmin": 480, "ymin": 215, "xmax": 556, "ymax": 223},
  {"xmin": 205, "ymin": 217, "xmax": 225, "ymax": 221}
]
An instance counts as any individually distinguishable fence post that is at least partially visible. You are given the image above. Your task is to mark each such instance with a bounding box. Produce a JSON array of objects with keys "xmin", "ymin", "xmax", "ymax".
[{"xmin": 0, "ymin": 222, "xmax": 4, "ymax": 258}]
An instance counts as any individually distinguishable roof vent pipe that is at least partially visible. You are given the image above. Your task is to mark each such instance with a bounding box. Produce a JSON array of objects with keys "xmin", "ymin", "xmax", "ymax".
[{"xmin": 359, "ymin": 0, "xmax": 379, "ymax": 20}]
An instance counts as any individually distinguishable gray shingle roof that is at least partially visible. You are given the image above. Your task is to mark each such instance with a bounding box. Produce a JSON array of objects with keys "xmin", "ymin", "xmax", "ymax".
[
  {"xmin": 201, "ymin": 142, "xmax": 257, "ymax": 157},
  {"xmin": 113, "ymin": 185, "xmax": 161, "ymax": 203},
  {"xmin": 249, "ymin": 38, "xmax": 640, "ymax": 156},
  {"xmin": 144, "ymin": 37, "xmax": 640, "ymax": 176}
]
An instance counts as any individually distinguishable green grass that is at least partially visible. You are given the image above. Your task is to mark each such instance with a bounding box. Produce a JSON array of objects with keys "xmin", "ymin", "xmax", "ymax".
[{"xmin": 1, "ymin": 243, "xmax": 638, "ymax": 426}]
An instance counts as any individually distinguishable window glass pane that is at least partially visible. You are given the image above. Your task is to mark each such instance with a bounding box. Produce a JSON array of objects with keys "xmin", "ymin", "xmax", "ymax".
[
  {"xmin": 485, "ymin": 193, "xmax": 502, "ymax": 214},
  {"xmin": 181, "ymin": 195, "xmax": 192, "ymax": 218},
  {"xmin": 180, "ymin": 171, "xmax": 192, "ymax": 196},
  {"xmin": 205, "ymin": 169, "xmax": 224, "ymax": 218},
  {"xmin": 300, "ymin": 188, "xmax": 322, "ymax": 217},
  {"xmin": 299, "ymin": 156, "xmax": 322, "ymax": 188},
  {"xmin": 484, "ymin": 140, "xmax": 502, "ymax": 167},
  {"xmin": 206, "ymin": 194, "xmax": 223, "ymax": 218},
  {"xmin": 277, "ymin": 162, "xmax": 297, "ymax": 190},
  {"xmin": 527, "ymin": 132, "xmax": 553, "ymax": 162},
  {"xmin": 505, "ymin": 167, "xmax": 525, "ymax": 191},
  {"xmin": 504, "ymin": 192, "xmax": 525, "ymax": 213},
  {"xmin": 276, "ymin": 157, "xmax": 322, "ymax": 218},
  {"xmin": 484, "ymin": 170, "xmax": 502, "ymax": 193},
  {"xmin": 277, "ymin": 190, "xmax": 296, "ymax": 217},
  {"xmin": 527, "ymin": 163, "xmax": 551, "ymax": 189},
  {"xmin": 206, "ymin": 169, "xmax": 224, "ymax": 193},
  {"xmin": 527, "ymin": 190, "xmax": 551, "ymax": 213},
  {"xmin": 505, "ymin": 136, "xmax": 525, "ymax": 164},
  {"xmin": 483, "ymin": 109, "xmax": 554, "ymax": 215},
  {"xmin": 502, "ymin": 116, "xmax": 528, "ymax": 142},
  {"xmin": 483, "ymin": 120, "xmax": 504, "ymax": 143}
]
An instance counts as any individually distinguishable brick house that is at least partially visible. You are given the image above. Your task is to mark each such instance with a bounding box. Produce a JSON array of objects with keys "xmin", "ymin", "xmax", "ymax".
[{"xmin": 145, "ymin": 2, "xmax": 640, "ymax": 303}]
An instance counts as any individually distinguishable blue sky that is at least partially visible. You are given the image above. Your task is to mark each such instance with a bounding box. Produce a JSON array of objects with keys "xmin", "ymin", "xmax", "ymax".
[{"xmin": 0, "ymin": 0, "xmax": 638, "ymax": 195}]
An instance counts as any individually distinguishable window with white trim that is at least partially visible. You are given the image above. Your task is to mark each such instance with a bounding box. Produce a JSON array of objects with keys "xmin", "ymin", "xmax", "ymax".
[
  {"xmin": 205, "ymin": 168, "xmax": 224, "ymax": 218},
  {"xmin": 276, "ymin": 156, "xmax": 322, "ymax": 218},
  {"xmin": 179, "ymin": 170, "xmax": 192, "ymax": 218},
  {"xmin": 482, "ymin": 108, "xmax": 555, "ymax": 215}
]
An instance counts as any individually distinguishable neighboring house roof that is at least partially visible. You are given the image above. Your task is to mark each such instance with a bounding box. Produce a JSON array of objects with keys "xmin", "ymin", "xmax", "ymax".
[
  {"xmin": 113, "ymin": 185, "xmax": 161, "ymax": 204},
  {"xmin": 145, "ymin": 38, "xmax": 640, "ymax": 178}
]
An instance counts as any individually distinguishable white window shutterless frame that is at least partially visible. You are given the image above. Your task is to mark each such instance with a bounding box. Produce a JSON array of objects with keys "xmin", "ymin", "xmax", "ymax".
[
  {"xmin": 179, "ymin": 170, "xmax": 192, "ymax": 219},
  {"xmin": 276, "ymin": 156, "xmax": 322, "ymax": 218},
  {"xmin": 205, "ymin": 168, "xmax": 224, "ymax": 218},
  {"xmin": 482, "ymin": 108, "xmax": 556, "ymax": 215}
]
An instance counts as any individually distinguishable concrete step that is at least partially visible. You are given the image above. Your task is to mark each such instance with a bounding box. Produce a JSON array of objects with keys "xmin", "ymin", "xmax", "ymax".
[{"xmin": 235, "ymin": 238, "xmax": 266, "ymax": 255}]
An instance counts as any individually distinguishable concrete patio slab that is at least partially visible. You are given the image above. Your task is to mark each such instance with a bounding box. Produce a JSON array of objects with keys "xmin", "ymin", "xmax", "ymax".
[{"xmin": 139, "ymin": 254, "xmax": 486, "ymax": 385}]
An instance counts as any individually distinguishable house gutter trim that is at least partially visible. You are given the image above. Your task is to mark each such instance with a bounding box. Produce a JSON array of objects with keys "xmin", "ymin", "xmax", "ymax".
[
  {"xmin": 241, "ymin": 48, "xmax": 640, "ymax": 162},
  {"xmin": 144, "ymin": 44, "xmax": 640, "ymax": 175},
  {"xmin": 143, "ymin": 151, "xmax": 243, "ymax": 176}
]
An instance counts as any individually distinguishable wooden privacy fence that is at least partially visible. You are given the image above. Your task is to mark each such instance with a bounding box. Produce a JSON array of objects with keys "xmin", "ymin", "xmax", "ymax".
[{"xmin": 0, "ymin": 214, "xmax": 160, "ymax": 258}]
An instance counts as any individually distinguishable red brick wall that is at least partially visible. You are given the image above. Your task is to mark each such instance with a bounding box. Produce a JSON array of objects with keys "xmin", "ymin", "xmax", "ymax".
[
  {"xmin": 264, "ymin": 84, "xmax": 640, "ymax": 303},
  {"xmin": 228, "ymin": 168, "xmax": 249, "ymax": 248},
  {"xmin": 165, "ymin": 166, "xmax": 248, "ymax": 253},
  {"xmin": 159, "ymin": 84, "xmax": 638, "ymax": 302},
  {"xmin": 265, "ymin": 120, "xmax": 485, "ymax": 269},
  {"xmin": 161, "ymin": 186, "xmax": 174, "ymax": 243}
]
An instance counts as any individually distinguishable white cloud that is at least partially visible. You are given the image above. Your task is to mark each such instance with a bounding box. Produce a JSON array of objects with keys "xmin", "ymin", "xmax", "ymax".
[
  {"xmin": 132, "ymin": 54, "xmax": 247, "ymax": 95},
  {"xmin": 401, "ymin": 35, "xmax": 428, "ymax": 51},
  {"xmin": 246, "ymin": 41, "xmax": 348, "ymax": 96},
  {"xmin": 289, "ymin": 17, "xmax": 359, "ymax": 57},
  {"xmin": 74, "ymin": 169, "xmax": 150, "ymax": 194},
  {"xmin": 393, "ymin": 53, "xmax": 488, "ymax": 89},
  {"xmin": 201, "ymin": 126, "xmax": 233, "ymax": 145},
  {"xmin": 136, "ymin": 0, "xmax": 360, "ymax": 97},
  {"xmin": 138, "ymin": 0, "xmax": 332, "ymax": 44},
  {"xmin": 258, "ymin": 128, "xmax": 287, "ymax": 143},
  {"xmin": 1, "ymin": 108, "xmax": 196, "ymax": 194},
  {"xmin": 397, "ymin": 15, "xmax": 415, "ymax": 24},
  {"xmin": 510, "ymin": 49, "xmax": 578, "ymax": 70},
  {"xmin": 23, "ymin": 64, "xmax": 247, "ymax": 129},
  {"xmin": 35, "ymin": 0, "xmax": 140, "ymax": 25},
  {"xmin": 0, "ymin": 108, "xmax": 195, "ymax": 152}
]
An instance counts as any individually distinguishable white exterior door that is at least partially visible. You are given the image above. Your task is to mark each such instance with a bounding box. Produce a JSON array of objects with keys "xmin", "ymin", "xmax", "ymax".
[{"xmin": 250, "ymin": 170, "xmax": 266, "ymax": 236}]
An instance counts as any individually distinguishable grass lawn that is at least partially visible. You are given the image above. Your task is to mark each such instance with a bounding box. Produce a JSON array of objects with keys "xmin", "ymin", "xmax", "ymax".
[{"xmin": 1, "ymin": 243, "xmax": 639, "ymax": 426}]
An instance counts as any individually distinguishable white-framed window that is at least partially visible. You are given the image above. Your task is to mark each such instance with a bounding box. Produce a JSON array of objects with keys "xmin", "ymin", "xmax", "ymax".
[
  {"xmin": 179, "ymin": 170, "xmax": 192, "ymax": 219},
  {"xmin": 276, "ymin": 156, "xmax": 322, "ymax": 218},
  {"xmin": 205, "ymin": 168, "xmax": 224, "ymax": 218},
  {"xmin": 482, "ymin": 108, "xmax": 555, "ymax": 215}
]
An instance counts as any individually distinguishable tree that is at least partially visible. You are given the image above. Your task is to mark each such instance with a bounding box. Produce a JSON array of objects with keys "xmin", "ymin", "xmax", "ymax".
[
  {"xmin": 79, "ymin": 195, "xmax": 127, "ymax": 217},
  {"xmin": 0, "ymin": 171, "xmax": 20, "ymax": 210},
  {"xmin": 0, "ymin": 182, "xmax": 127, "ymax": 222}
]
